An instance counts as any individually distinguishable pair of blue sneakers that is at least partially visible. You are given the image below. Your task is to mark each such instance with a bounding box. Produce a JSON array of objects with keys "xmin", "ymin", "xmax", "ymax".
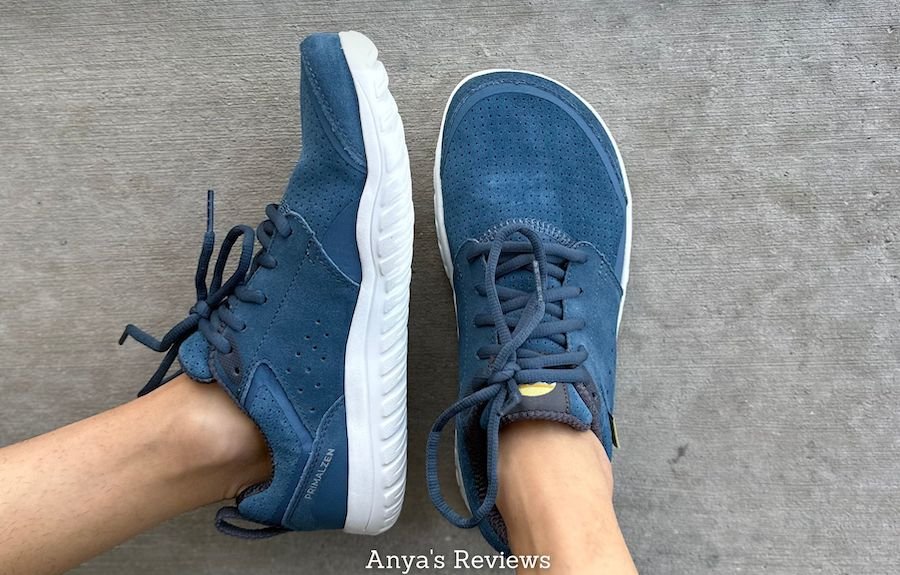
[{"xmin": 122, "ymin": 31, "xmax": 631, "ymax": 552}]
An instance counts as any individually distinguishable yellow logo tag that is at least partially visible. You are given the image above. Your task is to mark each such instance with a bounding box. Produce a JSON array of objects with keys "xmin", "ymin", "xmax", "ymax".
[{"xmin": 517, "ymin": 382, "xmax": 557, "ymax": 397}]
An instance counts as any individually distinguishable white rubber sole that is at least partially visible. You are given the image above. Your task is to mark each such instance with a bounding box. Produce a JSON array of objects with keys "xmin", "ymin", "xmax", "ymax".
[
  {"xmin": 340, "ymin": 31, "xmax": 412, "ymax": 535},
  {"xmin": 433, "ymin": 69, "xmax": 633, "ymax": 511}
]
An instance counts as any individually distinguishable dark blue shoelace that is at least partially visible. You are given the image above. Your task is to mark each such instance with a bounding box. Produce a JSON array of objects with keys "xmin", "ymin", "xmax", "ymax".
[
  {"xmin": 121, "ymin": 190, "xmax": 296, "ymax": 539},
  {"xmin": 120, "ymin": 190, "xmax": 291, "ymax": 396},
  {"xmin": 425, "ymin": 223, "xmax": 590, "ymax": 528}
]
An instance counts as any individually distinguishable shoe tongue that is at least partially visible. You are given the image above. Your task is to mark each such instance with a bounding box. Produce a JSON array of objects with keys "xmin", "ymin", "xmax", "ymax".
[
  {"xmin": 479, "ymin": 227, "xmax": 592, "ymax": 429},
  {"xmin": 489, "ymin": 382, "xmax": 593, "ymax": 431},
  {"xmin": 177, "ymin": 332, "xmax": 214, "ymax": 382}
]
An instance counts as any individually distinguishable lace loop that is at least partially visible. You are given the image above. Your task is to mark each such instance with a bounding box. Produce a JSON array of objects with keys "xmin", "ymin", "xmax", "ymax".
[
  {"xmin": 426, "ymin": 223, "xmax": 591, "ymax": 528},
  {"xmin": 120, "ymin": 190, "xmax": 290, "ymax": 396}
]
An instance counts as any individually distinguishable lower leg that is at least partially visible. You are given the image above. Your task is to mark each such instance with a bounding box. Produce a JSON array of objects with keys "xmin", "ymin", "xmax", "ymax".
[
  {"xmin": 0, "ymin": 374, "xmax": 270, "ymax": 575},
  {"xmin": 497, "ymin": 420, "xmax": 638, "ymax": 575}
]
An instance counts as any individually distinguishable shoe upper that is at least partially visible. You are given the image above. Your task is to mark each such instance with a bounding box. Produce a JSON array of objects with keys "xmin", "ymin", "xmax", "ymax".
[
  {"xmin": 124, "ymin": 33, "xmax": 367, "ymax": 535},
  {"xmin": 428, "ymin": 71, "xmax": 629, "ymax": 552}
]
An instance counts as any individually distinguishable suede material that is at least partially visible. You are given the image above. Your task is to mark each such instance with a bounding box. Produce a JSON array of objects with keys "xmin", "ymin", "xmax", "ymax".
[
  {"xmin": 212, "ymin": 212, "xmax": 358, "ymax": 530},
  {"xmin": 238, "ymin": 375, "xmax": 349, "ymax": 531},
  {"xmin": 237, "ymin": 364, "xmax": 315, "ymax": 524},
  {"xmin": 281, "ymin": 396, "xmax": 349, "ymax": 531},
  {"xmin": 296, "ymin": 33, "xmax": 366, "ymax": 171},
  {"xmin": 283, "ymin": 33, "xmax": 366, "ymax": 283},
  {"xmin": 440, "ymin": 72, "xmax": 628, "ymax": 553},
  {"xmin": 565, "ymin": 244, "xmax": 623, "ymax": 430},
  {"xmin": 566, "ymin": 383, "xmax": 593, "ymax": 426},
  {"xmin": 451, "ymin": 243, "xmax": 495, "ymax": 402},
  {"xmin": 174, "ymin": 33, "xmax": 367, "ymax": 532},
  {"xmin": 178, "ymin": 331, "xmax": 214, "ymax": 382},
  {"xmin": 440, "ymin": 72, "xmax": 627, "ymax": 283}
]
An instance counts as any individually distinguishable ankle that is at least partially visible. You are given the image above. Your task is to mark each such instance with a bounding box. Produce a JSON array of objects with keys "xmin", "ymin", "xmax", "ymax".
[
  {"xmin": 156, "ymin": 375, "xmax": 272, "ymax": 501},
  {"xmin": 498, "ymin": 420, "xmax": 614, "ymax": 503},
  {"xmin": 496, "ymin": 421, "xmax": 623, "ymax": 571}
]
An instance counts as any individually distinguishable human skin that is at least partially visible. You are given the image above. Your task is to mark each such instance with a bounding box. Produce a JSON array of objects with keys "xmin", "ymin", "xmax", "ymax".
[
  {"xmin": 0, "ymin": 376, "xmax": 636, "ymax": 575},
  {"xmin": 497, "ymin": 420, "xmax": 639, "ymax": 575},
  {"xmin": 0, "ymin": 374, "xmax": 270, "ymax": 575}
]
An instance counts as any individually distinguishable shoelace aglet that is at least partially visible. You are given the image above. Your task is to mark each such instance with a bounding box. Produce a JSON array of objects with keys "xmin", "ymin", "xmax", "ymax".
[{"xmin": 206, "ymin": 189, "xmax": 215, "ymax": 234}]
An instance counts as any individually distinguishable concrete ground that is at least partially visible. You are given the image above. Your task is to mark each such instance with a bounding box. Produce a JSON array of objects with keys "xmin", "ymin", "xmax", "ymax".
[{"xmin": 1, "ymin": 1, "xmax": 898, "ymax": 573}]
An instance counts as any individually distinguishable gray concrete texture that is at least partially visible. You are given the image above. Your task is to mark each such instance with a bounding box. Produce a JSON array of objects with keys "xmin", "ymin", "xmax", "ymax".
[{"xmin": 0, "ymin": 1, "xmax": 898, "ymax": 573}]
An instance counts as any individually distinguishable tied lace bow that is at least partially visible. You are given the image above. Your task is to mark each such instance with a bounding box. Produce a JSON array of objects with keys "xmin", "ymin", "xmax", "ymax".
[
  {"xmin": 425, "ymin": 223, "xmax": 590, "ymax": 528},
  {"xmin": 120, "ymin": 190, "xmax": 290, "ymax": 396}
]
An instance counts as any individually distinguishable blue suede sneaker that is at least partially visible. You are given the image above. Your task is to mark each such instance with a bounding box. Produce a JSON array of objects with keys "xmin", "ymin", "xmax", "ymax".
[
  {"xmin": 426, "ymin": 70, "xmax": 631, "ymax": 552},
  {"xmin": 120, "ymin": 32, "xmax": 413, "ymax": 537}
]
